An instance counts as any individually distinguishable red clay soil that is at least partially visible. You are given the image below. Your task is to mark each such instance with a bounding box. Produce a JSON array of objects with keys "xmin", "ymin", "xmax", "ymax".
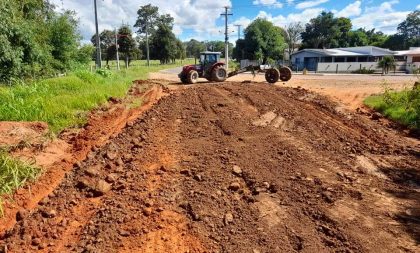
[
  {"xmin": 0, "ymin": 80, "xmax": 165, "ymax": 237},
  {"xmin": 0, "ymin": 122, "xmax": 49, "ymax": 147},
  {"xmin": 1, "ymin": 81, "xmax": 419, "ymax": 252}
]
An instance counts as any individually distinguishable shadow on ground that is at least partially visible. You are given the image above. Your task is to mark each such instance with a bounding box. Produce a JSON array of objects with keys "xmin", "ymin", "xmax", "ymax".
[{"xmin": 380, "ymin": 164, "xmax": 420, "ymax": 244}]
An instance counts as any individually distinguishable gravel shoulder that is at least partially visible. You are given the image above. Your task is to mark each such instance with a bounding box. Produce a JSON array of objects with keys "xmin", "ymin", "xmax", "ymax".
[{"xmin": 1, "ymin": 80, "xmax": 419, "ymax": 252}]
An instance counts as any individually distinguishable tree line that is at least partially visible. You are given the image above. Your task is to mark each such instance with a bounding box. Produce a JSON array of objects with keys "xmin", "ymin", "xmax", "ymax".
[
  {"xmin": 0, "ymin": 0, "xmax": 94, "ymax": 82},
  {"xmin": 233, "ymin": 10, "xmax": 420, "ymax": 63},
  {"xmin": 92, "ymin": 4, "xmax": 186, "ymax": 67},
  {"xmin": 299, "ymin": 11, "xmax": 419, "ymax": 50},
  {"xmin": 1, "ymin": 1, "xmax": 417, "ymax": 82}
]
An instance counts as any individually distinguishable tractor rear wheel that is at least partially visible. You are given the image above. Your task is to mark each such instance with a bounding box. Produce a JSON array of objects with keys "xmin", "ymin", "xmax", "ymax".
[
  {"xmin": 211, "ymin": 65, "xmax": 227, "ymax": 82},
  {"xmin": 279, "ymin": 67, "xmax": 292, "ymax": 82},
  {"xmin": 265, "ymin": 68, "xmax": 280, "ymax": 83},
  {"xmin": 187, "ymin": 70, "xmax": 199, "ymax": 84}
]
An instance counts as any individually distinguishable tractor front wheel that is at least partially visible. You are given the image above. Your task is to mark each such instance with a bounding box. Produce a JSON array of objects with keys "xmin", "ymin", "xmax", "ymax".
[
  {"xmin": 211, "ymin": 66, "xmax": 227, "ymax": 82},
  {"xmin": 265, "ymin": 68, "xmax": 280, "ymax": 83},
  {"xmin": 187, "ymin": 70, "xmax": 199, "ymax": 84},
  {"xmin": 279, "ymin": 67, "xmax": 292, "ymax": 82},
  {"xmin": 180, "ymin": 76, "xmax": 188, "ymax": 84}
]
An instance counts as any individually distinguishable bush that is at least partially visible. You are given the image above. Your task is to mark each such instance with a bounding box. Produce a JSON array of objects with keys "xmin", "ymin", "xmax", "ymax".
[
  {"xmin": 76, "ymin": 45, "xmax": 95, "ymax": 65},
  {"xmin": 352, "ymin": 67, "xmax": 375, "ymax": 74},
  {"xmin": 74, "ymin": 70, "xmax": 100, "ymax": 84},
  {"xmin": 96, "ymin": 69, "xmax": 113, "ymax": 78},
  {"xmin": 365, "ymin": 82, "xmax": 420, "ymax": 129},
  {"xmin": 0, "ymin": 1, "xmax": 83, "ymax": 82}
]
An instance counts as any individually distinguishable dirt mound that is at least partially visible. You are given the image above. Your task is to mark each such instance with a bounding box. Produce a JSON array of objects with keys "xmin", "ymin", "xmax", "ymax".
[
  {"xmin": 0, "ymin": 81, "xmax": 167, "ymax": 237},
  {"xmin": 1, "ymin": 81, "xmax": 419, "ymax": 252},
  {"xmin": 0, "ymin": 122, "xmax": 48, "ymax": 147}
]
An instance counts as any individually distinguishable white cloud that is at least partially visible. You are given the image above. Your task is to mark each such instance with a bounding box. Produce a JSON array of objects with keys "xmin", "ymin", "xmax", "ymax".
[
  {"xmin": 253, "ymin": 0, "xmax": 283, "ymax": 8},
  {"xmin": 231, "ymin": 7, "xmax": 322, "ymax": 35},
  {"xmin": 334, "ymin": 1, "xmax": 362, "ymax": 18},
  {"xmin": 50, "ymin": 0, "xmax": 232, "ymax": 41},
  {"xmin": 352, "ymin": 0, "xmax": 410, "ymax": 34},
  {"xmin": 417, "ymin": 4, "xmax": 420, "ymax": 9},
  {"xmin": 295, "ymin": 0, "xmax": 329, "ymax": 10}
]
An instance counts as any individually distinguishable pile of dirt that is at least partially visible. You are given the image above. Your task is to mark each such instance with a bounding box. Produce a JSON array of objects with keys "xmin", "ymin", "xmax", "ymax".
[
  {"xmin": 0, "ymin": 81, "xmax": 419, "ymax": 252},
  {"xmin": 0, "ymin": 80, "xmax": 167, "ymax": 237},
  {"xmin": 0, "ymin": 122, "xmax": 48, "ymax": 147}
]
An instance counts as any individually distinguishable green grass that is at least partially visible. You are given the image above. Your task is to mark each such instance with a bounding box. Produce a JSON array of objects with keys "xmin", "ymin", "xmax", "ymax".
[
  {"xmin": 0, "ymin": 151, "xmax": 41, "ymax": 216},
  {"xmin": 0, "ymin": 59, "xmax": 194, "ymax": 214},
  {"xmin": 364, "ymin": 84, "xmax": 420, "ymax": 129},
  {"xmin": 0, "ymin": 59, "xmax": 193, "ymax": 133}
]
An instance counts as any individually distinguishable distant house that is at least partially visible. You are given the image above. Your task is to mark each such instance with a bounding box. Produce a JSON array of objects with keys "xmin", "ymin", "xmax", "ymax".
[
  {"xmin": 290, "ymin": 46, "xmax": 410, "ymax": 73},
  {"xmin": 396, "ymin": 47, "xmax": 420, "ymax": 73}
]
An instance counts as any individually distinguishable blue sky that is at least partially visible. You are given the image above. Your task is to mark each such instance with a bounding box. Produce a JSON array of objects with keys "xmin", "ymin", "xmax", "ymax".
[{"xmin": 52, "ymin": 0, "xmax": 419, "ymax": 43}]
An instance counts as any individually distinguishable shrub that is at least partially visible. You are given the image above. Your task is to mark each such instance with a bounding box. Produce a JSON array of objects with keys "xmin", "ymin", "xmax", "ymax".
[
  {"xmin": 352, "ymin": 67, "xmax": 375, "ymax": 74},
  {"xmin": 96, "ymin": 69, "xmax": 113, "ymax": 78},
  {"xmin": 365, "ymin": 82, "xmax": 420, "ymax": 129}
]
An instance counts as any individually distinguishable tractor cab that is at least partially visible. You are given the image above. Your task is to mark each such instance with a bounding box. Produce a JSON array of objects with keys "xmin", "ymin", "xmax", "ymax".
[{"xmin": 199, "ymin": 52, "xmax": 221, "ymax": 66}]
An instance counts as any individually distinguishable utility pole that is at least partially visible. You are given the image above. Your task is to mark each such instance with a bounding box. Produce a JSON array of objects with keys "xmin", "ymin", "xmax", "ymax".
[
  {"xmin": 115, "ymin": 28, "xmax": 120, "ymax": 71},
  {"xmin": 145, "ymin": 19, "xmax": 150, "ymax": 67},
  {"xmin": 221, "ymin": 6, "xmax": 232, "ymax": 71},
  {"xmin": 234, "ymin": 24, "xmax": 242, "ymax": 40},
  {"xmin": 94, "ymin": 0, "xmax": 102, "ymax": 69}
]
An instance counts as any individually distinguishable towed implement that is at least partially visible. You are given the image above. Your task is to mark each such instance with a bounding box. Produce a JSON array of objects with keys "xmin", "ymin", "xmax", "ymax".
[{"xmin": 179, "ymin": 52, "xmax": 292, "ymax": 84}]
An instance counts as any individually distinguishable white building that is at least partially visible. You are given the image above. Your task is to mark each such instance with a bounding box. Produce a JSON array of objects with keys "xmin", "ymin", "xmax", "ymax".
[
  {"xmin": 396, "ymin": 47, "xmax": 420, "ymax": 73},
  {"xmin": 291, "ymin": 46, "xmax": 417, "ymax": 73}
]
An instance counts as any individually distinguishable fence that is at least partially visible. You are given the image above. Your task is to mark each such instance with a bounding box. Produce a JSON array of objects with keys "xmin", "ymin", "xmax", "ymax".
[{"xmin": 316, "ymin": 61, "xmax": 407, "ymax": 73}]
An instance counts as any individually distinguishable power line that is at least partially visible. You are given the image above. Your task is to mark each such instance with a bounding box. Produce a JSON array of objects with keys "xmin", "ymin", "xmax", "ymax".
[{"xmin": 221, "ymin": 6, "xmax": 233, "ymax": 70}]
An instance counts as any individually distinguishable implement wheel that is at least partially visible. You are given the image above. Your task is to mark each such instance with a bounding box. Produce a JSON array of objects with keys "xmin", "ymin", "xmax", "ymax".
[
  {"xmin": 279, "ymin": 67, "xmax": 292, "ymax": 82},
  {"xmin": 265, "ymin": 68, "xmax": 280, "ymax": 83},
  {"xmin": 187, "ymin": 70, "xmax": 199, "ymax": 84},
  {"xmin": 211, "ymin": 65, "xmax": 227, "ymax": 82}
]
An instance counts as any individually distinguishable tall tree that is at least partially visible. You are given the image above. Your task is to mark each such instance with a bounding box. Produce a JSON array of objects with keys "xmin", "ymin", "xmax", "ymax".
[
  {"xmin": 185, "ymin": 39, "xmax": 206, "ymax": 58},
  {"xmin": 117, "ymin": 25, "xmax": 137, "ymax": 67},
  {"xmin": 283, "ymin": 22, "xmax": 304, "ymax": 60},
  {"xmin": 301, "ymin": 12, "xmax": 340, "ymax": 49},
  {"xmin": 301, "ymin": 12, "xmax": 352, "ymax": 49},
  {"xmin": 48, "ymin": 10, "xmax": 80, "ymax": 70},
  {"xmin": 0, "ymin": 0, "xmax": 83, "ymax": 81},
  {"xmin": 336, "ymin": 17, "xmax": 352, "ymax": 47},
  {"xmin": 135, "ymin": 4, "xmax": 159, "ymax": 66},
  {"xmin": 90, "ymin": 29, "xmax": 116, "ymax": 64},
  {"xmin": 175, "ymin": 39, "xmax": 186, "ymax": 62},
  {"xmin": 232, "ymin": 39, "xmax": 246, "ymax": 61},
  {"xmin": 397, "ymin": 10, "xmax": 420, "ymax": 49},
  {"xmin": 347, "ymin": 30, "xmax": 369, "ymax": 47},
  {"xmin": 205, "ymin": 41, "xmax": 233, "ymax": 58},
  {"xmin": 150, "ymin": 18, "xmax": 177, "ymax": 64},
  {"xmin": 243, "ymin": 18, "xmax": 286, "ymax": 64}
]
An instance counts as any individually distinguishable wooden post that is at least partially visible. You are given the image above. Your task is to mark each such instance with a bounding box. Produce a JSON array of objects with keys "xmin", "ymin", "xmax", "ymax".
[{"xmin": 336, "ymin": 64, "xmax": 338, "ymax": 74}]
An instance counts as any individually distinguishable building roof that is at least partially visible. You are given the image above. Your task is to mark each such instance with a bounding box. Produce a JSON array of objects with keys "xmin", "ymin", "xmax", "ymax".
[
  {"xmin": 404, "ymin": 48, "xmax": 420, "ymax": 55},
  {"xmin": 201, "ymin": 51, "xmax": 222, "ymax": 55},
  {"xmin": 292, "ymin": 46, "xmax": 396, "ymax": 57}
]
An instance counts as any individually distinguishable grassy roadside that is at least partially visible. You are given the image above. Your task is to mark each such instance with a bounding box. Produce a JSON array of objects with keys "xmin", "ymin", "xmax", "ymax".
[
  {"xmin": 0, "ymin": 59, "xmax": 192, "ymax": 213},
  {"xmin": 364, "ymin": 83, "xmax": 420, "ymax": 129},
  {"xmin": 0, "ymin": 151, "xmax": 41, "ymax": 216},
  {"xmin": 0, "ymin": 59, "xmax": 192, "ymax": 133}
]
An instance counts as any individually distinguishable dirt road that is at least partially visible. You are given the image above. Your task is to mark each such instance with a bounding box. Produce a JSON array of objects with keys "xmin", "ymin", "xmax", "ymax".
[
  {"xmin": 151, "ymin": 70, "xmax": 417, "ymax": 110},
  {"xmin": 1, "ymin": 80, "xmax": 419, "ymax": 252}
]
